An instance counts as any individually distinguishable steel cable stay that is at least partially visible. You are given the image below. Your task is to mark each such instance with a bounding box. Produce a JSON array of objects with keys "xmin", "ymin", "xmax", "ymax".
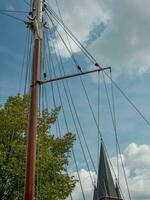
[
  {"xmin": 44, "ymin": 31, "xmax": 65, "ymax": 138},
  {"xmin": 103, "ymin": 72, "xmax": 131, "ymax": 200},
  {"xmin": 19, "ymin": 28, "xmax": 31, "ymax": 94},
  {"xmin": 44, "ymin": 31, "xmax": 63, "ymax": 139},
  {"xmin": 45, "ymin": 8, "xmax": 119, "ymax": 198},
  {"xmin": 1, "ymin": 28, "xmax": 31, "ymax": 199},
  {"xmin": 16, "ymin": 26, "xmax": 32, "ymax": 198},
  {"xmin": 110, "ymin": 72, "xmax": 120, "ymax": 183},
  {"xmin": 46, "ymin": 50, "xmax": 105, "ymax": 200},
  {"xmin": 45, "ymin": 10, "xmax": 103, "ymax": 140},
  {"xmin": 109, "ymin": 76, "xmax": 126, "ymax": 200},
  {"xmin": 36, "ymin": 7, "xmax": 124, "ymax": 200},
  {"xmin": 0, "ymin": 9, "xmax": 29, "ymax": 13},
  {"xmin": 45, "ymin": 20, "xmax": 97, "ymax": 176},
  {"xmin": 46, "ymin": 11, "xmax": 105, "ymax": 149},
  {"xmin": 45, "ymin": 27, "xmax": 106, "ymax": 199},
  {"xmin": 43, "ymin": 20, "xmax": 113, "ymax": 198},
  {"xmin": 54, "ymin": 0, "xmax": 81, "ymax": 72},
  {"xmin": 103, "ymin": 70, "xmax": 150, "ymax": 127},
  {"xmin": 1, "ymin": 0, "xmax": 109, "ymax": 199},
  {"xmin": 102, "ymin": 72, "xmax": 120, "ymax": 173},
  {"xmin": 36, "ymin": 30, "xmax": 47, "ymax": 199},
  {"xmin": 45, "ymin": 5, "xmax": 99, "ymax": 66},
  {"xmin": 23, "ymin": 0, "xmax": 31, "ymax": 7},
  {"xmin": 17, "ymin": 28, "xmax": 31, "ymax": 198},
  {"xmin": 19, "ymin": 28, "xmax": 29, "ymax": 94},
  {"xmin": 45, "ymin": 7, "xmax": 134, "ymax": 200},
  {"xmin": 104, "ymin": 71, "xmax": 134, "ymax": 200},
  {"xmin": 102, "ymin": 71, "xmax": 147, "ymax": 200},
  {"xmin": 36, "ymin": 85, "xmax": 42, "ymax": 200},
  {"xmin": 100, "ymin": 72, "xmax": 127, "ymax": 200},
  {"xmin": 43, "ymin": 30, "xmax": 86, "ymax": 200},
  {"xmin": 48, "ymin": 0, "xmax": 150, "ymax": 181},
  {"xmin": 46, "ymin": 4, "xmax": 150, "ymax": 129},
  {"xmin": 5, "ymin": 0, "xmax": 150, "ymax": 199},
  {"xmin": 24, "ymin": 31, "xmax": 33, "ymax": 95},
  {"xmin": 42, "ymin": 28, "xmax": 85, "ymax": 199},
  {"xmin": 0, "ymin": 11, "xmax": 26, "ymax": 23},
  {"xmin": 97, "ymin": 71, "xmax": 101, "ymax": 169},
  {"xmin": 46, "ymin": 11, "xmax": 79, "ymax": 69},
  {"xmin": 46, "ymin": 26, "xmax": 97, "ymax": 175},
  {"xmin": 36, "ymin": 37, "xmax": 63, "ymax": 199},
  {"xmin": 0, "ymin": 0, "xmax": 31, "ymax": 23},
  {"xmin": 45, "ymin": 10, "xmax": 148, "ymax": 198},
  {"xmin": 44, "ymin": 31, "xmax": 89, "ymax": 200},
  {"xmin": 47, "ymin": 5, "xmax": 104, "ymax": 179}
]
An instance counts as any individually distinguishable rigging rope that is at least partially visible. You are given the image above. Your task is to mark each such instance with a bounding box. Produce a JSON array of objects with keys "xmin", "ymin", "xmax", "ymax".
[
  {"xmin": 44, "ymin": 17, "xmax": 108, "ymax": 197},
  {"xmin": 45, "ymin": 5, "xmax": 99, "ymax": 65},
  {"xmin": 45, "ymin": 28, "xmax": 94, "ymax": 185},
  {"xmin": 110, "ymin": 71, "xmax": 120, "ymax": 182},
  {"xmin": 44, "ymin": 30, "xmax": 86, "ymax": 199},
  {"xmin": 46, "ymin": 22, "xmax": 97, "ymax": 174},
  {"xmin": 55, "ymin": 0, "xmax": 82, "ymax": 72},
  {"xmin": 42, "ymin": 30, "xmax": 85, "ymax": 200},
  {"xmin": 0, "ymin": 9, "xmax": 29, "ymax": 13},
  {"xmin": 45, "ymin": 5, "xmax": 135, "ymax": 199},
  {"xmin": 46, "ymin": 7, "xmax": 105, "ymax": 194},
  {"xmin": 105, "ymin": 70, "xmax": 150, "ymax": 127},
  {"xmin": 24, "ymin": 31, "xmax": 33, "ymax": 95},
  {"xmin": 24, "ymin": 0, "xmax": 31, "ymax": 7},
  {"xmin": 46, "ymin": 9, "xmax": 105, "ymax": 148},
  {"xmin": 46, "ymin": 4, "xmax": 150, "ymax": 130},
  {"xmin": 0, "ymin": 11, "xmax": 25, "ymax": 23},
  {"xmin": 102, "ymin": 72, "xmax": 128, "ymax": 200},
  {"xmin": 19, "ymin": 28, "xmax": 29, "ymax": 94},
  {"xmin": 46, "ymin": 9, "xmax": 105, "ymax": 143},
  {"xmin": 97, "ymin": 72, "xmax": 101, "ymax": 170},
  {"xmin": 19, "ymin": 2, "xmax": 149, "ymax": 199}
]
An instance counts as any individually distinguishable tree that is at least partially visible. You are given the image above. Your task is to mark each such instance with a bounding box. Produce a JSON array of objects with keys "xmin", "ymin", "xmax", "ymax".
[{"xmin": 0, "ymin": 95, "xmax": 76, "ymax": 200}]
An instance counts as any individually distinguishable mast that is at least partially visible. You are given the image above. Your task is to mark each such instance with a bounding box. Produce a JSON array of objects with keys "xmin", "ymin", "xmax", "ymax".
[{"xmin": 24, "ymin": 0, "xmax": 43, "ymax": 199}]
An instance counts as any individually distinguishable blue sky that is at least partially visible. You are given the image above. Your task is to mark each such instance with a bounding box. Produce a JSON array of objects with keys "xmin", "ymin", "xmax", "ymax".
[{"xmin": 1, "ymin": 0, "xmax": 150, "ymax": 199}]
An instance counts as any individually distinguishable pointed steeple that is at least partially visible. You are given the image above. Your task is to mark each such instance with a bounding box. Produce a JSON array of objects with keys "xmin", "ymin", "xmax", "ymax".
[{"xmin": 93, "ymin": 142, "xmax": 122, "ymax": 200}]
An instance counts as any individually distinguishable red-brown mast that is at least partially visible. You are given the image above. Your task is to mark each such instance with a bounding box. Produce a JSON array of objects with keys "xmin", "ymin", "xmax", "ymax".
[{"xmin": 24, "ymin": 0, "xmax": 43, "ymax": 199}]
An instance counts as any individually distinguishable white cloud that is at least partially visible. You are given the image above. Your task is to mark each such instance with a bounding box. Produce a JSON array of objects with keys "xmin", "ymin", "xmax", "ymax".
[
  {"xmin": 124, "ymin": 143, "xmax": 150, "ymax": 168},
  {"xmin": 49, "ymin": 0, "xmax": 150, "ymax": 77},
  {"xmin": 89, "ymin": 0, "xmax": 150, "ymax": 77},
  {"xmin": 69, "ymin": 143, "xmax": 150, "ymax": 200},
  {"xmin": 124, "ymin": 143, "xmax": 150, "ymax": 200},
  {"xmin": 67, "ymin": 169, "xmax": 96, "ymax": 200},
  {"xmin": 49, "ymin": 0, "xmax": 109, "ymax": 41},
  {"xmin": 48, "ymin": 0, "xmax": 109, "ymax": 57}
]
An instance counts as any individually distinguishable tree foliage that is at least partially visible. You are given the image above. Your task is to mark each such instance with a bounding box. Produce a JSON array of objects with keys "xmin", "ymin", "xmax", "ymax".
[{"xmin": 0, "ymin": 95, "xmax": 76, "ymax": 199}]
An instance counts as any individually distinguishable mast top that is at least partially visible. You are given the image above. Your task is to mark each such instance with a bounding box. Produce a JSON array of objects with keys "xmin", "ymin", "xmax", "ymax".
[{"xmin": 26, "ymin": 0, "xmax": 44, "ymax": 39}]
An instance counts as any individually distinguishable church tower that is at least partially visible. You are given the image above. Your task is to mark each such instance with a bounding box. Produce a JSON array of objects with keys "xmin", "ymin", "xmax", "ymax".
[{"xmin": 93, "ymin": 142, "xmax": 122, "ymax": 200}]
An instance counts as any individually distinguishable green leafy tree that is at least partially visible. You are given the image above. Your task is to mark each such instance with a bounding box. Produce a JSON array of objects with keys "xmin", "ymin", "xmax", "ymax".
[{"xmin": 0, "ymin": 95, "xmax": 76, "ymax": 199}]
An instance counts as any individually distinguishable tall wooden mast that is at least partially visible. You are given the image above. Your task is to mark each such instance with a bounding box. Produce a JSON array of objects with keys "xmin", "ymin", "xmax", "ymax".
[{"xmin": 24, "ymin": 0, "xmax": 43, "ymax": 199}]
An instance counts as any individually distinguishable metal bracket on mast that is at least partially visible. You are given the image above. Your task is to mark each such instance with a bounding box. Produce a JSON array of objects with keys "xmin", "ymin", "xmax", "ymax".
[{"xmin": 25, "ymin": 0, "xmax": 45, "ymax": 39}]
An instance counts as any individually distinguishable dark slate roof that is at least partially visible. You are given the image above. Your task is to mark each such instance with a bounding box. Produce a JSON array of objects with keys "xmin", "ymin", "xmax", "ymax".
[
  {"xmin": 115, "ymin": 182, "xmax": 122, "ymax": 199},
  {"xmin": 93, "ymin": 186, "xmax": 97, "ymax": 200},
  {"xmin": 93, "ymin": 142, "xmax": 122, "ymax": 200}
]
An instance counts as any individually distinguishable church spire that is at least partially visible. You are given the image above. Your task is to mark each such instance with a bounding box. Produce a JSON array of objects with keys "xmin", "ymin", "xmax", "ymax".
[{"xmin": 93, "ymin": 142, "xmax": 122, "ymax": 200}]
